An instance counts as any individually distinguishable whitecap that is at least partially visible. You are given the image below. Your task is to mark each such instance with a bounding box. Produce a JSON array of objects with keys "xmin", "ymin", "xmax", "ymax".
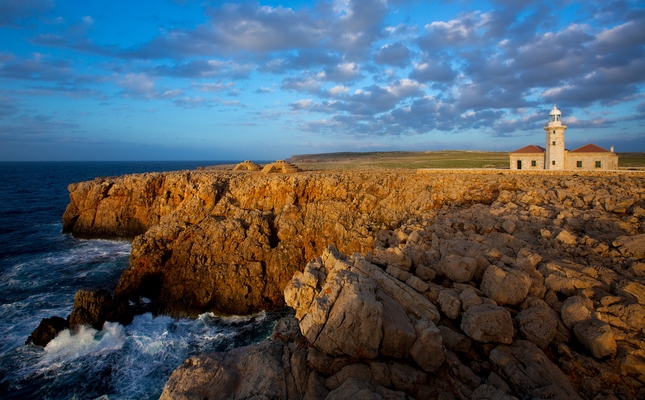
[{"xmin": 42, "ymin": 322, "xmax": 126, "ymax": 366}]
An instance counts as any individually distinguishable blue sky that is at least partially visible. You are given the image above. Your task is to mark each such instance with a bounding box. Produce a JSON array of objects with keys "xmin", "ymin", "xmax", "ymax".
[{"xmin": 1, "ymin": 0, "xmax": 644, "ymax": 161}]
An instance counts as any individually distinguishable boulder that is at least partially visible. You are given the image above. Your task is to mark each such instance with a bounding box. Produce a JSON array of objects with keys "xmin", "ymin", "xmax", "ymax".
[
  {"xmin": 573, "ymin": 319, "xmax": 617, "ymax": 359},
  {"xmin": 378, "ymin": 290, "xmax": 416, "ymax": 359},
  {"xmin": 301, "ymin": 270, "xmax": 383, "ymax": 359},
  {"xmin": 501, "ymin": 220, "xmax": 516, "ymax": 234},
  {"xmin": 414, "ymin": 265, "xmax": 436, "ymax": 281},
  {"xmin": 438, "ymin": 326, "xmax": 472, "ymax": 353},
  {"xmin": 438, "ymin": 289, "xmax": 462, "ymax": 319},
  {"xmin": 516, "ymin": 306, "xmax": 558, "ymax": 349},
  {"xmin": 68, "ymin": 289, "xmax": 132, "ymax": 330},
  {"xmin": 489, "ymin": 340, "xmax": 582, "ymax": 400},
  {"xmin": 613, "ymin": 234, "xmax": 645, "ymax": 259},
  {"xmin": 386, "ymin": 265, "xmax": 411, "ymax": 282},
  {"xmin": 351, "ymin": 256, "xmax": 440, "ymax": 324},
  {"xmin": 285, "ymin": 268, "xmax": 318, "ymax": 320},
  {"xmin": 409, "ymin": 320, "xmax": 445, "ymax": 372},
  {"xmin": 26, "ymin": 316, "xmax": 69, "ymax": 347},
  {"xmin": 605, "ymin": 302, "xmax": 645, "ymax": 332},
  {"xmin": 406, "ymin": 275, "xmax": 429, "ymax": 293},
  {"xmin": 471, "ymin": 384, "xmax": 518, "ymax": 400},
  {"xmin": 480, "ymin": 265, "xmax": 531, "ymax": 306},
  {"xmin": 372, "ymin": 246, "xmax": 412, "ymax": 271},
  {"xmin": 556, "ymin": 229, "xmax": 577, "ymax": 246},
  {"xmin": 459, "ymin": 287, "xmax": 482, "ymax": 311},
  {"xmin": 560, "ymin": 296, "xmax": 592, "ymax": 329},
  {"xmin": 461, "ymin": 304, "xmax": 514, "ymax": 344},
  {"xmin": 441, "ymin": 255, "xmax": 478, "ymax": 283},
  {"xmin": 160, "ymin": 340, "xmax": 290, "ymax": 400},
  {"xmin": 614, "ymin": 281, "xmax": 645, "ymax": 305}
]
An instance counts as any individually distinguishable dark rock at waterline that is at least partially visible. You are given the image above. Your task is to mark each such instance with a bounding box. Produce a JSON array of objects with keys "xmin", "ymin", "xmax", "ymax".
[
  {"xmin": 28, "ymin": 289, "xmax": 135, "ymax": 347},
  {"xmin": 27, "ymin": 316, "xmax": 69, "ymax": 347},
  {"xmin": 68, "ymin": 289, "xmax": 134, "ymax": 331}
]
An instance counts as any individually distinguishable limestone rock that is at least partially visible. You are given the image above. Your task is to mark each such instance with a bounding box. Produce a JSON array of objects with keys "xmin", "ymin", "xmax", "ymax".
[
  {"xmin": 378, "ymin": 290, "xmax": 416, "ymax": 359},
  {"xmin": 573, "ymin": 319, "xmax": 617, "ymax": 359},
  {"xmin": 385, "ymin": 265, "xmax": 411, "ymax": 282},
  {"xmin": 351, "ymin": 256, "xmax": 440, "ymax": 324},
  {"xmin": 61, "ymin": 169, "xmax": 645, "ymax": 398},
  {"xmin": 160, "ymin": 340, "xmax": 289, "ymax": 400},
  {"xmin": 461, "ymin": 304, "xmax": 514, "ymax": 344},
  {"xmin": 438, "ymin": 289, "xmax": 462, "ymax": 319},
  {"xmin": 471, "ymin": 384, "xmax": 518, "ymax": 400},
  {"xmin": 406, "ymin": 275, "xmax": 429, "ymax": 293},
  {"xmin": 556, "ymin": 229, "xmax": 577, "ymax": 246},
  {"xmin": 27, "ymin": 316, "xmax": 69, "ymax": 347},
  {"xmin": 501, "ymin": 220, "xmax": 516, "ymax": 235},
  {"xmin": 325, "ymin": 377, "xmax": 399, "ymax": 400},
  {"xmin": 459, "ymin": 287, "xmax": 482, "ymax": 311},
  {"xmin": 68, "ymin": 289, "xmax": 132, "ymax": 330},
  {"xmin": 441, "ymin": 255, "xmax": 478, "ymax": 283},
  {"xmin": 560, "ymin": 296, "xmax": 592, "ymax": 329},
  {"xmin": 409, "ymin": 320, "xmax": 445, "ymax": 372},
  {"xmin": 516, "ymin": 306, "xmax": 558, "ymax": 349},
  {"xmin": 480, "ymin": 265, "xmax": 531, "ymax": 306},
  {"xmin": 489, "ymin": 340, "xmax": 582, "ymax": 400},
  {"xmin": 614, "ymin": 281, "xmax": 645, "ymax": 305},
  {"xmin": 372, "ymin": 247, "xmax": 412, "ymax": 271},
  {"xmin": 604, "ymin": 302, "xmax": 645, "ymax": 332},
  {"xmin": 613, "ymin": 234, "xmax": 645, "ymax": 259},
  {"xmin": 438, "ymin": 326, "xmax": 471, "ymax": 353},
  {"xmin": 414, "ymin": 265, "xmax": 436, "ymax": 281},
  {"xmin": 285, "ymin": 270, "xmax": 317, "ymax": 320},
  {"xmin": 302, "ymin": 270, "xmax": 383, "ymax": 359}
]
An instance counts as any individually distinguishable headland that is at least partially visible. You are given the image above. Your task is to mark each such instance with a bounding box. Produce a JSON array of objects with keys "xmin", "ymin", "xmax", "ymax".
[{"xmin": 36, "ymin": 155, "xmax": 645, "ymax": 399}]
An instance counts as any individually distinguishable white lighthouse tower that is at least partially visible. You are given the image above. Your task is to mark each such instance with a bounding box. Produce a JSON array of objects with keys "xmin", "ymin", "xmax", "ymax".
[{"xmin": 544, "ymin": 105, "xmax": 567, "ymax": 170}]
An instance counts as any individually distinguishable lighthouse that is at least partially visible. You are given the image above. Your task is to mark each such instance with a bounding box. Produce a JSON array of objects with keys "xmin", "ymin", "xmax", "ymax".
[{"xmin": 544, "ymin": 105, "xmax": 567, "ymax": 170}]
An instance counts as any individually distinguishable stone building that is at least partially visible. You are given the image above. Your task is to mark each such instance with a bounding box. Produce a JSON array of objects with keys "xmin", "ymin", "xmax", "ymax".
[
  {"xmin": 510, "ymin": 106, "xmax": 618, "ymax": 170},
  {"xmin": 233, "ymin": 160, "xmax": 262, "ymax": 171},
  {"xmin": 261, "ymin": 160, "xmax": 302, "ymax": 174}
]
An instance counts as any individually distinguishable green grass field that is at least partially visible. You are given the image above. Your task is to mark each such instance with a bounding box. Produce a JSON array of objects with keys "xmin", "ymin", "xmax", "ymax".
[{"xmin": 288, "ymin": 150, "xmax": 645, "ymax": 170}]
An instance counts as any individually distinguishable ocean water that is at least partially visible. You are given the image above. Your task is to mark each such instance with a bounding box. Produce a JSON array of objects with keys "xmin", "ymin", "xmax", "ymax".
[{"xmin": 0, "ymin": 162, "xmax": 286, "ymax": 399}]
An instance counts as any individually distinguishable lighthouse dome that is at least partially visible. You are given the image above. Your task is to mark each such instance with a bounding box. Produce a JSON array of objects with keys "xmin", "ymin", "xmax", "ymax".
[
  {"xmin": 550, "ymin": 105, "xmax": 561, "ymax": 116},
  {"xmin": 549, "ymin": 105, "xmax": 562, "ymax": 122}
]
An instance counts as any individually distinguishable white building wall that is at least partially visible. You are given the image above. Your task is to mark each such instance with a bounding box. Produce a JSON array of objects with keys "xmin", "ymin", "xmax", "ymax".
[
  {"xmin": 565, "ymin": 153, "xmax": 620, "ymax": 170},
  {"xmin": 509, "ymin": 154, "xmax": 545, "ymax": 170}
]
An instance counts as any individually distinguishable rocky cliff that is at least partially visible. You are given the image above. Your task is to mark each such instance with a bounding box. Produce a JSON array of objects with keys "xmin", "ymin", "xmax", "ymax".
[
  {"xmin": 63, "ymin": 170, "xmax": 508, "ymax": 316},
  {"xmin": 62, "ymin": 170, "xmax": 645, "ymax": 319},
  {"xmin": 155, "ymin": 170, "xmax": 645, "ymax": 400}
]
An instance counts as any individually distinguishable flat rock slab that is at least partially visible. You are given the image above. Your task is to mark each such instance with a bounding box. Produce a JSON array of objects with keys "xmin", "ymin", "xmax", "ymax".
[
  {"xmin": 461, "ymin": 304, "xmax": 514, "ymax": 344},
  {"xmin": 489, "ymin": 340, "xmax": 582, "ymax": 400}
]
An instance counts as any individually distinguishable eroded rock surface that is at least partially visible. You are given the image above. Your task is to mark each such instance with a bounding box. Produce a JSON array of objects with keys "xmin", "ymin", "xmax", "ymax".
[{"xmin": 61, "ymin": 168, "xmax": 645, "ymax": 398}]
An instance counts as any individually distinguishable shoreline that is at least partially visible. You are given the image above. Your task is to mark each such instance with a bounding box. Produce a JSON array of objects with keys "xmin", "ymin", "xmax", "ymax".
[{"xmin": 35, "ymin": 167, "xmax": 645, "ymax": 398}]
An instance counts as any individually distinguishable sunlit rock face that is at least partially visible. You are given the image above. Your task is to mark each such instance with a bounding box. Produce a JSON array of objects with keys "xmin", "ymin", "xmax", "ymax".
[
  {"xmin": 63, "ymin": 168, "xmax": 645, "ymax": 398},
  {"xmin": 63, "ymin": 169, "xmax": 645, "ymax": 320}
]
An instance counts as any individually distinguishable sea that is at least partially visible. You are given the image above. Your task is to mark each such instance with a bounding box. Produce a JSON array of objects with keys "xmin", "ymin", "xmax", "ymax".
[{"xmin": 0, "ymin": 161, "xmax": 286, "ymax": 400}]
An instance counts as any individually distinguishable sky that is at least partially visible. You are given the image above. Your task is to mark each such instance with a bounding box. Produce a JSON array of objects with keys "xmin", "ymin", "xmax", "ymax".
[{"xmin": 0, "ymin": 0, "xmax": 644, "ymax": 161}]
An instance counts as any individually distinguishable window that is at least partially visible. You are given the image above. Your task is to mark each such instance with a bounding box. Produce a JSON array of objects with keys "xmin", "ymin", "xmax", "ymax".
[
  {"xmin": 552, "ymin": 141, "xmax": 556, "ymax": 145},
  {"xmin": 553, "ymin": 130, "xmax": 556, "ymax": 134},
  {"xmin": 595, "ymin": 161, "xmax": 602, "ymax": 168},
  {"xmin": 576, "ymin": 161, "xmax": 582, "ymax": 168},
  {"xmin": 531, "ymin": 160, "xmax": 536, "ymax": 167},
  {"xmin": 517, "ymin": 160, "xmax": 522, "ymax": 170},
  {"xmin": 552, "ymin": 161, "xmax": 556, "ymax": 165}
]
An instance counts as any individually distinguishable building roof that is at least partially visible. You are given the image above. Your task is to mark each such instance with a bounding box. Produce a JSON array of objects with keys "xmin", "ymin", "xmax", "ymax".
[
  {"xmin": 569, "ymin": 143, "xmax": 611, "ymax": 153},
  {"xmin": 511, "ymin": 145, "xmax": 545, "ymax": 154}
]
